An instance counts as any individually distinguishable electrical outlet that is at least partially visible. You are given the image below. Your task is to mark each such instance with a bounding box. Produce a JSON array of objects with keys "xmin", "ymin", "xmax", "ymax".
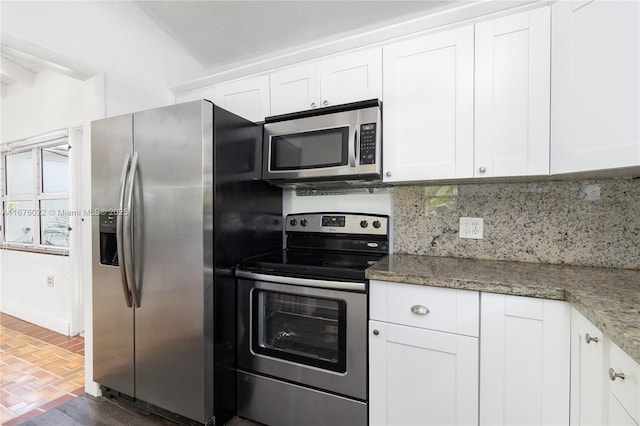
[
  {"xmin": 47, "ymin": 275, "xmax": 54, "ymax": 287},
  {"xmin": 459, "ymin": 217, "xmax": 484, "ymax": 239}
]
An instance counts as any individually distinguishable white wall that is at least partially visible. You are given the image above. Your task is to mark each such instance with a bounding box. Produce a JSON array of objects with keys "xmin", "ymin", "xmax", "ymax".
[
  {"xmin": 1, "ymin": 70, "xmax": 86, "ymax": 141},
  {"xmin": 284, "ymin": 189, "xmax": 393, "ymax": 217},
  {"xmin": 1, "ymin": 1, "xmax": 205, "ymax": 118},
  {"xmin": 0, "ymin": 250, "xmax": 73, "ymax": 334}
]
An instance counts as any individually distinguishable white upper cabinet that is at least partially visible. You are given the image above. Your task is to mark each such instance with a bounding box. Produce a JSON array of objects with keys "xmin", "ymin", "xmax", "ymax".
[
  {"xmin": 383, "ymin": 7, "xmax": 551, "ymax": 184},
  {"xmin": 551, "ymin": 0, "xmax": 640, "ymax": 174},
  {"xmin": 270, "ymin": 48, "xmax": 382, "ymax": 116},
  {"xmin": 383, "ymin": 25, "xmax": 475, "ymax": 182},
  {"xmin": 474, "ymin": 7, "xmax": 550, "ymax": 178},
  {"xmin": 319, "ymin": 48, "xmax": 382, "ymax": 107},
  {"xmin": 213, "ymin": 75, "xmax": 271, "ymax": 123},
  {"xmin": 270, "ymin": 63, "xmax": 321, "ymax": 116}
]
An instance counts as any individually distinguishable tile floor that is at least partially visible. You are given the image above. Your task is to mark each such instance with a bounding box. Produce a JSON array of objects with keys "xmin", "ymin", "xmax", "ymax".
[{"xmin": 0, "ymin": 313, "xmax": 85, "ymax": 425}]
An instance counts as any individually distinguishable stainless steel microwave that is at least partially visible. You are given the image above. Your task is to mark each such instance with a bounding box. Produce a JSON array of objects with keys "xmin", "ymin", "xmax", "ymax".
[{"xmin": 262, "ymin": 99, "xmax": 381, "ymax": 185}]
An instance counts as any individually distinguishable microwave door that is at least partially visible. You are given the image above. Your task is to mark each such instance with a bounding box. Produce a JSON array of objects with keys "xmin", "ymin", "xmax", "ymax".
[{"xmin": 266, "ymin": 125, "xmax": 356, "ymax": 180}]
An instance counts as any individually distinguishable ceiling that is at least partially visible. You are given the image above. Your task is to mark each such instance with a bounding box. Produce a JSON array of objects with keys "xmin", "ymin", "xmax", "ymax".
[
  {"xmin": 0, "ymin": 48, "xmax": 40, "ymax": 88},
  {"xmin": 1, "ymin": 0, "xmax": 463, "ymax": 91},
  {"xmin": 133, "ymin": 0, "xmax": 462, "ymax": 73}
]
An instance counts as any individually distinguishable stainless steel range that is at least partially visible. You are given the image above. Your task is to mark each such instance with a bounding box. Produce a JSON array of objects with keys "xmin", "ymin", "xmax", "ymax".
[{"xmin": 236, "ymin": 212, "xmax": 389, "ymax": 426}]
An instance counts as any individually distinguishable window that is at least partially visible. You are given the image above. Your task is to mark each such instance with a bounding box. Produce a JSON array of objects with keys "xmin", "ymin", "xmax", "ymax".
[{"xmin": 1, "ymin": 130, "xmax": 70, "ymax": 254}]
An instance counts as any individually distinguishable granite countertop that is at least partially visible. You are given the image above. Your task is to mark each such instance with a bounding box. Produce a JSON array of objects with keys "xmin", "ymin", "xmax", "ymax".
[{"xmin": 366, "ymin": 254, "xmax": 640, "ymax": 365}]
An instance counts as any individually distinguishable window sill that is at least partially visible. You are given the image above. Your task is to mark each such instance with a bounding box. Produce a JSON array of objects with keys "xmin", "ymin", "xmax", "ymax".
[{"xmin": 1, "ymin": 245, "xmax": 69, "ymax": 256}]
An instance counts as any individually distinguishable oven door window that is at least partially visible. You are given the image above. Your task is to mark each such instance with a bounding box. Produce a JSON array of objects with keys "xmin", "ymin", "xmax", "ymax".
[
  {"xmin": 252, "ymin": 290, "xmax": 346, "ymax": 373},
  {"xmin": 269, "ymin": 127, "xmax": 349, "ymax": 171}
]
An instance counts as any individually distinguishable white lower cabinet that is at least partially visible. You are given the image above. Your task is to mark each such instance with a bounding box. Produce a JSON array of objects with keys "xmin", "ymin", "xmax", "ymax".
[
  {"xmin": 369, "ymin": 281, "xmax": 479, "ymax": 426},
  {"xmin": 369, "ymin": 321, "xmax": 478, "ymax": 426},
  {"xmin": 570, "ymin": 307, "xmax": 640, "ymax": 426},
  {"xmin": 370, "ymin": 283, "xmax": 640, "ymax": 426},
  {"xmin": 479, "ymin": 293, "xmax": 571, "ymax": 426},
  {"xmin": 608, "ymin": 342, "xmax": 640, "ymax": 426},
  {"xmin": 570, "ymin": 308, "xmax": 608, "ymax": 425}
]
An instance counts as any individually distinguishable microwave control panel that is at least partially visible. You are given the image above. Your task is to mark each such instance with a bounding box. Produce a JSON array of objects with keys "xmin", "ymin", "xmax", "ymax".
[{"xmin": 359, "ymin": 123, "xmax": 377, "ymax": 165}]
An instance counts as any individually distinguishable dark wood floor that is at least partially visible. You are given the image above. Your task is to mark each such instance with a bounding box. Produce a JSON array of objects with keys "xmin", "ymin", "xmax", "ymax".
[
  {"xmin": 23, "ymin": 394, "xmax": 262, "ymax": 425},
  {"xmin": 22, "ymin": 394, "xmax": 176, "ymax": 425}
]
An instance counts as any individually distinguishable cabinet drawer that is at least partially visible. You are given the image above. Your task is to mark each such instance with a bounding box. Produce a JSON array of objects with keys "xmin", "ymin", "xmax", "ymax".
[
  {"xmin": 370, "ymin": 280, "xmax": 479, "ymax": 337},
  {"xmin": 609, "ymin": 342, "xmax": 640, "ymax": 424}
]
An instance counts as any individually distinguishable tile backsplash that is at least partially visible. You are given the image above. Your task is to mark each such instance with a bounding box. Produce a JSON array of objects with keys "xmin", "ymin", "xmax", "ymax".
[{"xmin": 393, "ymin": 178, "xmax": 640, "ymax": 269}]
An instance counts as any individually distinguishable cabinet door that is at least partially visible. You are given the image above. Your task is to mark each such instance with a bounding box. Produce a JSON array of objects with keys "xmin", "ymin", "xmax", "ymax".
[
  {"xmin": 369, "ymin": 320, "xmax": 478, "ymax": 426},
  {"xmin": 608, "ymin": 342, "xmax": 640, "ymax": 425},
  {"xmin": 320, "ymin": 48, "xmax": 382, "ymax": 108},
  {"xmin": 480, "ymin": 293, "xmax": 570, "ymax": 426},
  {"xmin": 475, "ymin": 7, "xmax": 550, "ymax": 178},
  {"xmin": 270, "ymin": 63, "xmax": 321, "ymax": 116},
  {"xmin": 383, "ymin": 25, "xmax": 474, "ymax": 182},
  {"xmin": 570, "ymin": 308, "xmax": 608, "ymax": 425},
  {"xmin": 213, "ymin": 75, "xmax": 270, "ymax": 122},
  {"xmin": 609, "ymin": 394, "xmax": 638, "ymax": 426},
  {"xmin": 551, "ymin": 0, "xmax": 640, "ymax": 173}
]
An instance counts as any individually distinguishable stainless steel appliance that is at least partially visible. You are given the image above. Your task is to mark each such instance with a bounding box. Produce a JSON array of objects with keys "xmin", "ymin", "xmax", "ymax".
[
  {"xmin": 236, "ymin": 213, "xmax": 389, "ymax": 426},
  {"xmin": 91, "ymin": 100, "xmax": 282, "ymax": 425},
  {"xmin": 262, "ymin": 99, "xmax": 382, "ymax": 186}
]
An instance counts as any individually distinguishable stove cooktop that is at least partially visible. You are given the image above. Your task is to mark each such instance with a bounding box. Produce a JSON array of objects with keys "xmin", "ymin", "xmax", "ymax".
[
  {"xmin": 238, "ymin": 249, "xmax": 386, "ymax": 282},
  {"xmin": 238, "ymin": 213, "xmax": 390, "ymax": 282}
]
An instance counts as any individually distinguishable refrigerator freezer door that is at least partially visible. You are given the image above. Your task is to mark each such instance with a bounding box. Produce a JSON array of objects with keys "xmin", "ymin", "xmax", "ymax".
[
  {"xmin": 91, "ymin": 113, "xmax": 135, "ymax": 397},
  {"xmin": 132, "ymin": 101, "xmax": 213, "ymax": 423}
]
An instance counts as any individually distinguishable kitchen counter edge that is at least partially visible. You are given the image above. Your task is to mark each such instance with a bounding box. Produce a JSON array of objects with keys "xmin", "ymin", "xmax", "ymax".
[{"xmin": 366, "ymin": 254, "xmax": 640, "ymax": 365}]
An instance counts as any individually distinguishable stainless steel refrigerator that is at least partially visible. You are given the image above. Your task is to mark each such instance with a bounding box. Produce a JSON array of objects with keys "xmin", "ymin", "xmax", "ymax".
[{"xmin": 91, "ymin": 100, "xmax": 282, "ymax": 425}]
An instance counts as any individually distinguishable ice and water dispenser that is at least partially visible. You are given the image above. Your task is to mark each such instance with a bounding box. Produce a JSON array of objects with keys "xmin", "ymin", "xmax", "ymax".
[{"xmin": 99, "ymin": 213, "xmax": 118, "ymax": 266}]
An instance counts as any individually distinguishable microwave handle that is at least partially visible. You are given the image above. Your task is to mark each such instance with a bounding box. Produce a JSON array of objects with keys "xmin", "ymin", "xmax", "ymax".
[{"xmin": 348, "ymin": 124, "xmax": 357, "ymax": 168}]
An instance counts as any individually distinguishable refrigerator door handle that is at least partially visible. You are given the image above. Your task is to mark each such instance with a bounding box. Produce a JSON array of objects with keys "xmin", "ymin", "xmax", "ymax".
[
  {"xmin": 124, "ymin": 151, "xmax": 141, "ymax": 308},
  {"xmin": 116, "ymin": 154, "xmax": 133, "ymax": 308}
]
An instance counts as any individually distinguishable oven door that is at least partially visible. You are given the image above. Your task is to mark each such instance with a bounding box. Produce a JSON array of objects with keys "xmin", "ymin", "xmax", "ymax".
[{"xmin": 237, "ymin": 273, "xmax": 367, "ymax": 400}]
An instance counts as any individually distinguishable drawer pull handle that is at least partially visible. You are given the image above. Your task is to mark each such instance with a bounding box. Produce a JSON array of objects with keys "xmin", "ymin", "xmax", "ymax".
[
  {"xmin": 411, "ymin": 305, "xmax": 430, "ymax": 315},
  {"xmin": 585, "ymin": 333, "xmax": 599, "ymax": 344},
  {"xmin": 373, "ymin": 329, "xmax": 380, "ymax": 336},
  {"xmin": 609, "ymin": 368, "xmax": 625, "ymax": 381}
]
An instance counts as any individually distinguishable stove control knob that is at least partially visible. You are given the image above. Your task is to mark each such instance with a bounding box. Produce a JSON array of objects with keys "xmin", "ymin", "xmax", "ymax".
[
  {"xmin": 300, "ymin": 219, "xmax": 308, "ymax": 227},
  {"xmin": 289, "ymin": 219, "xmax": 297, "ymax": 226},
  {"xmin": 360, "ymin": 220, "xmax": 369, "ymax": 228},
  {"xmin": 373, "ymin": 220, "xmax": 381, "ymax": 229}
]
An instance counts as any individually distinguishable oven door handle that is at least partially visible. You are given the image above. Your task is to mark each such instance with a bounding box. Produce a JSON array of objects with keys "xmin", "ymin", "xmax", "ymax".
[{"xmin": 236, "ymin": 270, "xmax": 366, "ymax": 292}]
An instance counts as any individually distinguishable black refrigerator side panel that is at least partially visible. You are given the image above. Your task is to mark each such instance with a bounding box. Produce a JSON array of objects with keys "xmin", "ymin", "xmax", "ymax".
[
  {"xmin": 91, "ymin": 113, "xmax": 135, "ymax": 397},
  {"xmin": 212, "ymin": 105, "xmax": 283, "ymax": 424},
  {"xmin": 213, "ymin": 105, "xmax": 283, "ymax": 268}
]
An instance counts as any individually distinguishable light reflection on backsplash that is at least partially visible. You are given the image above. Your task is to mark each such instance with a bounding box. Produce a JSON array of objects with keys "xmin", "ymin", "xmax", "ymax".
[{"xmin": 393, "ymin": 178, "xmax": 640, "ymax": 269}]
